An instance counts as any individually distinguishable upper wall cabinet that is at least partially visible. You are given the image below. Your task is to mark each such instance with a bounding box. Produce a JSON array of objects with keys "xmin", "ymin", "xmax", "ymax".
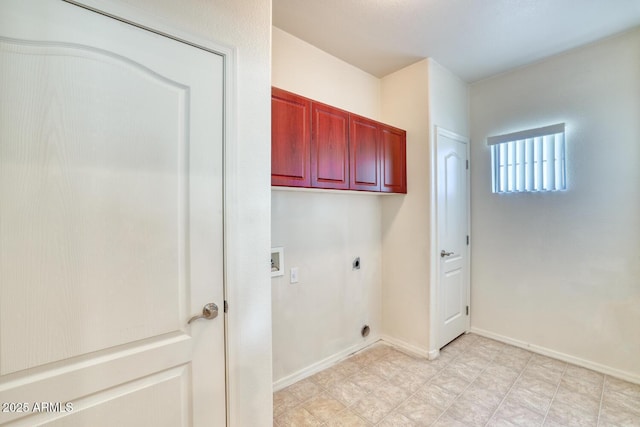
[
  {"xmin": 271, "ymin": 88, "xmax": 311, "ymax": 187},
  {"xmin": 380, "ymin": 124, "xmax": 407, "ymax": 193},
  {"xmin": 272, "ymin": 87, "xmax": 407, "ymax": 194},
  {"xmin": 349, "ymin": 115, "xmax": 381, "ymax": 191},
  {"xmin": 311, "ymin": 102, "xmax": 350, "ymax": 190}
]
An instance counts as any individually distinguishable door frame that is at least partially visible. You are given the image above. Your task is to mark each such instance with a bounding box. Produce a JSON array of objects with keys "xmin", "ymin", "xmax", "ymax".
[
  {"xmin": 62, "ymin": 1, "xmax": 236, "ymax": 424},
  {"xmin": 428, "ymin": 126, "xmax": 471, "ymax": 359}
]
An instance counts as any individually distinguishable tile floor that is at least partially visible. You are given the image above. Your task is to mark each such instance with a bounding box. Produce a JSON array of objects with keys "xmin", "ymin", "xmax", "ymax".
[{"xmin": 273, "ymin": 333, "xmax": 640, "ymax": 426}]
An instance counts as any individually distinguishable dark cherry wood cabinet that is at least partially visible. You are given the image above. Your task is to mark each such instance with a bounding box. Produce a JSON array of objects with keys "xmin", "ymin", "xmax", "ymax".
[
  {"xmin": 271, "ymin": 87, "xmax": 407, "ymax": 194},
  {"xmin": 349, "ymin": 115, "xmax": 380, "ymax": 191},
  {"xmin": 311, "ymin": 102, "xmax": 350, "ymax": 190},
  {"xmin": 380, "ymin": 124, "xmax": 407, "ymax": 193},
  {"xmin": 271, "ymin": 87, "xmax": 311, "ymax": 187}
]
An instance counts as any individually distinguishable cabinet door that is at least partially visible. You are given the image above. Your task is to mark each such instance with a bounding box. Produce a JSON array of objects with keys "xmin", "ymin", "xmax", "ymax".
[
  {"xmin": 380, "ymin": 124, "xmax": 407, "ymax": 193},
  {"xmin": 311, "ymin": 102, "xmax": 350, "ymax": 189},
  {"xmin": 271, "ymin": 87, "xmax": 311, "ymax": 187},
  {"xmin": 349, "ymin": 115, "xmax": 380, "ymax": 191}
]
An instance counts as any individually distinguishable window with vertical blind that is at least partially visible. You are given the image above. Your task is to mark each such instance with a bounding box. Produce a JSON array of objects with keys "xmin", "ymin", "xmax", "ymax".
[{"xmin": 489, "ymin": 123, "xmax": 566, "ymax": 193}]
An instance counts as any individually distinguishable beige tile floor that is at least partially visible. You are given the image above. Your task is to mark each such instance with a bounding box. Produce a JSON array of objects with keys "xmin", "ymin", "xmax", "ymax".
[{"xmin": 273, "ymin": 333, "xmax": 640, "ymax": 426}]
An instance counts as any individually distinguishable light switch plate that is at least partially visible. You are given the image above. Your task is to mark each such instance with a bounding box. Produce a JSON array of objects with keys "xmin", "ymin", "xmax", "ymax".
[{"xmin": 290, "ymin": 267, "xmax": 299, "ymax": 284}]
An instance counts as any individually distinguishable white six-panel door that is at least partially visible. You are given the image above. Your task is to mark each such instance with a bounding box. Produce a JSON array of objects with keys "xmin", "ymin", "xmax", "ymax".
[
  {"xmin": 0, "ymin": 1, "xmax": 226, "ymax": 425},
  {"xmin": 436, "ymin": 128, "xmax": 470, "ymax": 349}
]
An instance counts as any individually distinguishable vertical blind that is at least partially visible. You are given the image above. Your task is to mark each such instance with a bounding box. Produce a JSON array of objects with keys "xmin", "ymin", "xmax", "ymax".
[{"xmin": 489, "ymin": 123, "xmax": 566, "ymax": 193}]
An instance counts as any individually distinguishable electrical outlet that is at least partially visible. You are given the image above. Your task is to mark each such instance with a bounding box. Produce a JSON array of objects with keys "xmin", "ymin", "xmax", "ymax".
[{"xmin": 290, "ymin": 267, "xmax": 299, "ymax": 284}]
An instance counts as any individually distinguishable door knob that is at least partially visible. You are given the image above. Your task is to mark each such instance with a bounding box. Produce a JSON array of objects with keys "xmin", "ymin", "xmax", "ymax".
[
  {"xmin": 188, "ymin": 303, "xmax": 219, "ymax": 324},
  {"xmin": 440, "ymin": 250, "xmax": 454, "ymax": 258}
]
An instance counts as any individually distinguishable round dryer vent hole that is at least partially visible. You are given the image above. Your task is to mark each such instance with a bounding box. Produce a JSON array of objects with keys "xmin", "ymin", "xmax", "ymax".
[{"xmin": 361, "ymin": 325, "xmax": 370, "ymax": 338}]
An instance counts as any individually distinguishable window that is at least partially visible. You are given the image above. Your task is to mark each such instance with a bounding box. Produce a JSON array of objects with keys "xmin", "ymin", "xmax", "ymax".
[{"xmin": 489, "ymin": 123, "xmax": 566, "ymax": 193}]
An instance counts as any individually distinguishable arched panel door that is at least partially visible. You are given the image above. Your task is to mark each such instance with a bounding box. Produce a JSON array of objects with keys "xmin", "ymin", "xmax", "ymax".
[{"xmin": 0, "ymin": 1, "xmax": 226, "ymax": 425}]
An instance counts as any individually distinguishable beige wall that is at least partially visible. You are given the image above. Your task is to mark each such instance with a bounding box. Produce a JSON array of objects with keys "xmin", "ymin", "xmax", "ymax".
[
  {"xmin": 380, "ymin": 59, "xmax": 469, "ymax": 355},
  {"xmin": 380, "ymin": 60, "xmax": 432, "ymax": 355},
  {"xmin": 272, "ymin": 27, "xmax": 380, "ymax": 117},
  {"xmin": 428, "ymin": 59, "xmax": 470, "ymax": 139},
  {"xmin": 85, "ymin": 0, "xmax": 274, "ymax": 424},
  {"xmin": 271, "ymin": 28, "xmax": 383, "ymax": 386},
  {"xmin": 470, "ymin": 28, "xmax": 640, "ymax": 381},
  {"xmin": 271, "ymin": 190, "xmax": 383, "ymax": 386}
]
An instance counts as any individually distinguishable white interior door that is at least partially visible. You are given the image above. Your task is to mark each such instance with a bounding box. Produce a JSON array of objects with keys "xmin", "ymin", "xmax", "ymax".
[
  {"xmin": 436, "ymin": 128, "xmax": 470, "ymax": 349},
  {"xmin": 0, "ymin": 1, "xmax": 226, "ymax": 425}
]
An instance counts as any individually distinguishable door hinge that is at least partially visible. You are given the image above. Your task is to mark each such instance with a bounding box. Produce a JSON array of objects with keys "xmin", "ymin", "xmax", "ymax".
[
  {"xmin": 466, "ymin": 306, "xmax": 469, "ymax": 316},
  {"xmin": 466, "ymin": 159, "xmax": 469, "ymax": 170},
  {"xmin": 466, "ymin": 235, "xmax": 469, "ymax": 245},
  {"xmin": 224, "ymin": 300, "xmax": 228, "ymax": 313}
]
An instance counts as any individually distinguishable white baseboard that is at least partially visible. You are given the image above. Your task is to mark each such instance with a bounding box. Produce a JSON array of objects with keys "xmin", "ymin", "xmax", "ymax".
[
  {"xmin": 428, "ymin": 348, "xmax": 440, "ymax": 360},
  {"xmin": 378, "ymin": 334, "xmax": 434, "ymax": 359},
  {"xmin": 470, "ymin": 327, "xmax": 640, "ymax": 385},
  {"xmin": 272, "ymin": 336, "xmax": 381, "ymax": 392}
]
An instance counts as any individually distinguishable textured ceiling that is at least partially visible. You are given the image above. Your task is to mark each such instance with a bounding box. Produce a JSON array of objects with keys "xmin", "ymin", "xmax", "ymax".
[{"xmin": 273, "ymin": 0, "xmax": 640, "ymax": 82}]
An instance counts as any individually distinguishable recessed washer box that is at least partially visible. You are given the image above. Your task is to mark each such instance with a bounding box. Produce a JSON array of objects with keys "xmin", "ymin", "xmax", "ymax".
[{"xmin": 271, "ymin": 247, "xmax": 284, "ymax": 277}]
